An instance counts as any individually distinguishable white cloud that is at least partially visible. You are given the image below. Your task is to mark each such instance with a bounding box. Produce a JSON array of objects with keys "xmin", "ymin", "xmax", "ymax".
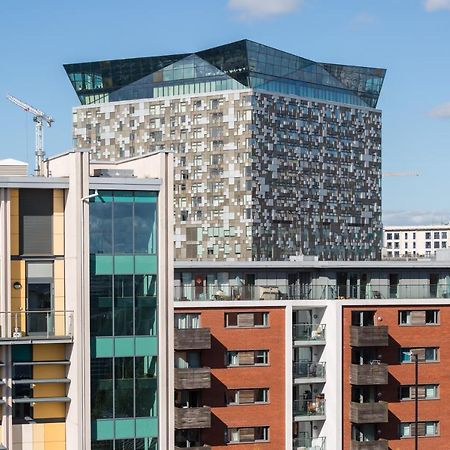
[
  {"xmin": 428, "ymin": 102, "xmax": 450, "ymax": 118},
  {"xmin": 351, "ymin": 12, "xmax": 377, "ymax": 29},
  {"xmin": 228, "ymin": 0, "xmax": 303, "ymax": 20},
  {"xmin": 383, "ymin": 210, "xmax": 450, "ymax": 226},
  {"xmin": 425, "ymin": 0, "xmax": 450, "ymax": 12}
]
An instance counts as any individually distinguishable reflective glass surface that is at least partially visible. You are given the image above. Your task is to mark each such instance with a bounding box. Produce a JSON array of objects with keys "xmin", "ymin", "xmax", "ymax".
[{"xmin": 65, "ymin": 39, "xmax": 385, "ymax": 107}]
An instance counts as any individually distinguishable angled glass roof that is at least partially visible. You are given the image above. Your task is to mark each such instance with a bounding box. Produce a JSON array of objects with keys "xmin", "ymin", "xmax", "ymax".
[{"xmin": 64, "ymin": 39, "xmax": 386, "ymax": 108}]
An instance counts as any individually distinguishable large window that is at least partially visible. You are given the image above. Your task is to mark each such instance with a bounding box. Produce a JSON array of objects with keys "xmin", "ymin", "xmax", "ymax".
[
  {"xmin": 227, "ymin": 427, "xmax": 269, "ymax": 443},
  {"xmin": 400, "ymin": 384, "xmax": 438, "ymax": 400},
  {"xmin": 226, "ymin": 350, "xmax": 269, "ymax": 366},
  {"xmin": 400, "ymin": 348, "xmax": 439, "ymax": 363},
  {"xmin": 399, "ymin": 310, "xmax": 439, "ymax": 326},
  {"xmin": 225, "ymin": 312, "xmax": 269, "ymax": 328},
  {"xmin": 400, "ymin": 421, "xmax": 438, "ymax": 437},
  {"xmin": 227, "ymin": 388, "xmax": 269, "ymax": 405}
]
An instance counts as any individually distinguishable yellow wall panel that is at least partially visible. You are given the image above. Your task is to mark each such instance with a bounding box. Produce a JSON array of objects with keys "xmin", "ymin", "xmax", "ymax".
[
  {"xmin": 33, "ymin": 365, "xmax": 66, "ymax": 380},
  {"xmin": 32, "ymin": 423, "xmax": 45, "ymax": 446},
  {"xmin": 33, "ymin": 344, "xmax": 65, "ymax": 361},
  {"xmin": 34, "ymin": 383, "xmax": 66, "ymax": 398},
  {"xmin": 53, "ymin": 233, "xmax": 64, "ymax": 256},
  {"xmin": 10, "ymin": 261, "xmax": 26, "ymax": 331},
  {"xmin": 44, "ymin": 422, "xmax": 65, "ymax": 442},
  {"xmin": 53, "ymin": 260, "xmax": 64, "ymax": 282},
  {"xmin": 33, "ymin": 402, "xmax": 66, "ymax": 420}
]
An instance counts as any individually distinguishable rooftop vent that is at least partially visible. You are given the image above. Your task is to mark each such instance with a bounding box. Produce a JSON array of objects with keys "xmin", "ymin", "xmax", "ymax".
[
  {"xmin": 93, "ymin": 168, "xmax": 134, "ymax": 178},
  {"xmin": 0, "ymin": 159, "xmax": 28, "ymax": 176}
]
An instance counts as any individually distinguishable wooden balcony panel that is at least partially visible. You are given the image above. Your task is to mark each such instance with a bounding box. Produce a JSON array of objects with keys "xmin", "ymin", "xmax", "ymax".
[
  {"xmin": 174, "ymin": 367, "xmax": 211, "ymax": 390},
  {"xmin": 174, "ymin": 328, "xmax": 211, "ymax": 350},
  {"xmin": 351, "ymin": 439, "xmax": 388, "ymax": 450},
  {"xmin": 350, "ymin": 401, "xmax": 388, "ymax": 424},
  {"xmin": 350, "ymin": 326, "xmax": 389, "ymax": 347},
  {"xmin": 350, "ymin": 364, "xmax": 388, "ymax": 385},
  {"xmin": 175, "ymin": 406, "xmax": 211, "ymax": 429}
]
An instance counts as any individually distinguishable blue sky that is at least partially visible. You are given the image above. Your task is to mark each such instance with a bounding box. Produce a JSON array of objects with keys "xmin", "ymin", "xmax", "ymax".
[{"xmin": 1, "ymin": 0, "xmax": 450, "ymax": 225}]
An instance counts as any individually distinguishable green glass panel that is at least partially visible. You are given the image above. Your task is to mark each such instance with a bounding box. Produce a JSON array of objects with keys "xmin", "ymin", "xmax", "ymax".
[
  {"xmin": 94, "ymin": 256, "xmax": 114, "ymax": 275},
  {"xmin": 134, "ymin": 191, "xmax": 158, "ymax": 203},
  {"xmin": 114, "ymin": 337, "xmax": 135, "ymax": 357},
  {"xmin": 93, "ymin": 419, "xmax": 114, "ymax": 440},
  {"xmin": 136, "ymin": 417, "xmax": 158, "ymax": 438},
  {"xmin": 135, "ymin": 337, "xmax": 158, "ymax": 356},
  {"xmin": 135, "ymin": 256, "xmax": 157, "ymax": 274},
  {"xmin": 12, "ymin": 345, "xmax": 32, "ymax": 362},
  {"xmin": 113, "ymin": 191, "xmax": 133, "ymax": 202},
  {"xmin": 113, "ymin": 256, "xmax": 134, "ymax": 274},
  {"xmin": 93, "ymin": 337, "xmax": 114, "ymax": 358},
  {"xmin": 115, "ymin": 418, "xmax": 135, "ymax": 439},
  {"xmin": 95, "ymin": 191, "xmax": 114, "ymax": 203}
]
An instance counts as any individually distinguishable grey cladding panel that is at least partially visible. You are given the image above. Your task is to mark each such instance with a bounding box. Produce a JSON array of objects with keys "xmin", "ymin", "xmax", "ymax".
[{"xmin": 19, "ymin": 189, "xmax": 53, "ymax": 255}]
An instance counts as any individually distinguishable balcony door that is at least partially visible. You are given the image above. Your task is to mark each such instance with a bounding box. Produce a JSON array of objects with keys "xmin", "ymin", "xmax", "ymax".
[{"xmin": 26, "ymin": 262, "xmax": 54, "ymax": 336}]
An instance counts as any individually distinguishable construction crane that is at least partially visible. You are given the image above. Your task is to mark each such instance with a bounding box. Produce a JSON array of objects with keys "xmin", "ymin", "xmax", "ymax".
[
  {"xmin": 6, "ymin": 94, "xmax": 54, "ymax": 176},
  {"xmin": 383, "ymin": 172, "xmax": 419, "ymax": 178}
]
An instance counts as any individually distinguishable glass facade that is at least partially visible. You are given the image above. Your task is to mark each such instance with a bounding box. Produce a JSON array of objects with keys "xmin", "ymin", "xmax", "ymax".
[
  {"xmin": 89, "ymin": 190, "xmax": 158, "ymax": 450},
  {"xmin": 65, "ymin": 39, "xmax": 385, "ymax": 108}
]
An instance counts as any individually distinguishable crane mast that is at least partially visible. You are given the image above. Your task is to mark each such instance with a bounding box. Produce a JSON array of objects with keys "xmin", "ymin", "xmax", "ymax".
[{"xmin": 6, "ymin": 95, "xmax": 54, "ymax": 176}]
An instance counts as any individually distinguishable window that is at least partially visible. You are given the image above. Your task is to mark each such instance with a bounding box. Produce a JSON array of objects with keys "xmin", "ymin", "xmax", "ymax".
[
  {"xmin": 426, "ymin": 241, "xmax": 431, "ymax": 249},
  {"xmin": 399, "ymin": 310, "xmax": 439, "ymax": 326},
  {"xmin": 225, "ymin": 312, "xmax": 269, "ymax": 328},
  {"xmin": 394, "ymin": 233, "xmax": 400, "ymax": 240},
  {"xmin": 400, "ymin": 421, "xmax": 438, "ymax": 437},
  {"xmin": 226, "ymin": 350, "xmax": 269, "ymax": 367},
  {"xmin": 434, "ymin": 232, "xmax": 440, "ymax": 239},
  {"xmin": 175, "ymin": 313, "xmax": 200, "ymax": 329},
  {"xmin": 394, "ymin": 242, "xmax": 399, "ymax": 249},
  {"xmin": 405, "ymin": 232, "xmax": 408, "ymax": 239},
  {"xmin": 400, "ymin": 384, "xmax": 438, "ymax": 400},
  {"xmin": 227, "ymin": 388, "xmax": 269, "ymax": 405},
  {"xmin": 442, "ymin": 232, "xmax": 447, "ymax": 239},
  {"xmin": 227, "ymin": 427, "xmax": 269, "ymax": 443},
  {"xmin": 413, "ymin": 232, "xmax": 416, "ymax": 239},
  {"xmin": 426, "ymin": 232, "xmax": 431, "ymax": 239},
  {"xmin": 434, "ymin": 241, "xmax": 440, "ymax": 249},
  {"xmin": 400, "ymin": 347, "xmax": 439, "ymax": 363},
  {"xmin": 443, "ymin": 241, "xmax": 447, "ymax": 248},
  {"xmin": 387, "ymin": 233, "xmax": 392, "ymax": 240}
]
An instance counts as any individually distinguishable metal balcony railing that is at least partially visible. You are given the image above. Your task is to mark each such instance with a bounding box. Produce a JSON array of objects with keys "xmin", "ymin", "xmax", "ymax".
[
  {"xmin": 175, "ymin": 282, "xmax": 450, "ymax": 301},
  {"xmin": 293, "ymin": 436, "xmax": 326, "ymax": 450},
  {"xmin": 293, "ymin": 324, "xmax": 326, "ymax": 342},
  {"xmin": 293, "ymin": 361, "xmax": 326, "ymax": 379},
  {"xmin": 0, "ymin": 311, "xmax": 73, "ymax": 340}
]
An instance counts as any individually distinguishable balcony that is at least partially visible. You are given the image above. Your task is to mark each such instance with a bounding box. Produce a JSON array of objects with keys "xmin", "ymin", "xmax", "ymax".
[
  {"xmin": 350, "ymin": 326, "xmax": 389, "ymax": 347},
  {"xmin": 293, "ymin": 361, "xmax": 326, "ymax": 383},
  {"xmin": 174, "ymin": 282, "xmax": 450, "ymax": 302},
  {"xmin": 350, "ymin": 401, "xmax": 388, "ymax": 424},
  {"xmin": 0, "ymin": 311, "xmax": 73, "ymax": 344},
  {"xmin": 174, "ymin": 328, "xmax": 211, "ymax": 350},
  {"xmin": 293, "ymin": 399, "xmax": 326, "ymax": 421},
  {"xmin": 293, "ymin": 324, "xmax": 326, "ymax": 344},
  {"xmin": 293, "ymin": 436, "xmax": 326, "ymax": 450},
  {"xmin": 350, "ymin": 363, "xmax": 388, "ymax": 385},
  {"xmin": 351, "ymin": 440, "xmax": 388, "ymax": 450},
  {"xmin": 175, "ymin": 406, "xmax": 211, "ymax": 429},
  {"xmin": 175, "ymin": 367, "xmax": 211, "ymax": 390}
]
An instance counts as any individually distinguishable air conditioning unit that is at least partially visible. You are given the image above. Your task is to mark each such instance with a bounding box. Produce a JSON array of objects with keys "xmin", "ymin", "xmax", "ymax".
[{"xmin": 13, "ymin": 329, "xmax": 23, "ymax": 338}]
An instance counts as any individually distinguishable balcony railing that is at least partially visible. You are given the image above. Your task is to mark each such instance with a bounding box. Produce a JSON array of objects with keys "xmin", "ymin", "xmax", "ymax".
[
  {"xmin": 350, "ymin": 326, "xmax": 389, "ymax": 347},
  {"xmin": 293, "ymin": 399, "xmax": 326, "ymax": 418},
  {"xmin": 0, "ymin": 311, "xmax": 73, "ymax": 341},
  {"xmin": 293, "ymin": 361, "xmax": 326, "ymax": 380},
  {"xmin": 293, "ymin": 324, "xmax": 326, "ymax": 342},
  {"xmin": 351, "ymin": 440, "xmax": 388, "ymax": 450},
  {"xmin": 175, "ymin": 282, "xmax": 450, "ymax": 301},
  {"xmin": 174, "ymin": 328, "xmax": 211, "ymax": 351},
  {"xmin": 350, "ymin": 401, "xmax": 388, "ymax": 424},
  {"xmin": 350, "ymin": 363, "xmax": 388, "ymax": 385},
  {"xmin": 175, "ymin": 406, "xmax": 211, "ymax": 429},
  {"xmin": 293, "ymin": 436, "xmax": 326, "ymax": 450},
  {"xmin": 174, "ymin": 367, "xmax": 211, "ymax": 390}
]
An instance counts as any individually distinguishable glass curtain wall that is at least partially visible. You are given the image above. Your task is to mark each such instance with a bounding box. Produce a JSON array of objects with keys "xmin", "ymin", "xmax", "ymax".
[{"xmin": 89, "ymin": 190, "xmax": 158, "ymax": 450}]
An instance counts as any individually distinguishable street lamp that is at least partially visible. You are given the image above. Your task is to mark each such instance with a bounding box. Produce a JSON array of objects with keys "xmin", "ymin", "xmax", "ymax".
[{"xmin": 409, "ymin": 351, "xmax": 419, "ymax": 450}]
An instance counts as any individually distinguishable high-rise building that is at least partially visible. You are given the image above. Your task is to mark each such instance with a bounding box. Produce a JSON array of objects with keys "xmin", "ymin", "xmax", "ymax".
[
  {"xmin": 65, "ymin": 39, "xmax": 386, "ymax": 261},
  {"xmin": 0, "ymin": 150, "xmax": 173, "ymax": 450}
]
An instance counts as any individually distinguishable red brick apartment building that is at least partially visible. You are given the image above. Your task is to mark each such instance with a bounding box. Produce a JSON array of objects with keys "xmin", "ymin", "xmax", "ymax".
[
  {"xmin": 343, "ymin": 305, "xmax": 450, "ymax": 450},
  {"xmin": 174, "ymin": 306, "xmax": 286, "ymax": 449}
]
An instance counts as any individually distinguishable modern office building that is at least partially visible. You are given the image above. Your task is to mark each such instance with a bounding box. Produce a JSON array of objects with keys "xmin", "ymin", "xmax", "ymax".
[
  {"xmin": 173, "ymin": 259, "xmax": 450, "ymax": 450},
  {"xmin": 0, "ymin": 150, "xmax": 173, "ymax": 450},
  {"xmin": 383, "ymin": 225, "xmax": 450, "ymax": 259},
  {"xmin": 65, "ymin": 39, "xmax": 386, "ymax": 261}
]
